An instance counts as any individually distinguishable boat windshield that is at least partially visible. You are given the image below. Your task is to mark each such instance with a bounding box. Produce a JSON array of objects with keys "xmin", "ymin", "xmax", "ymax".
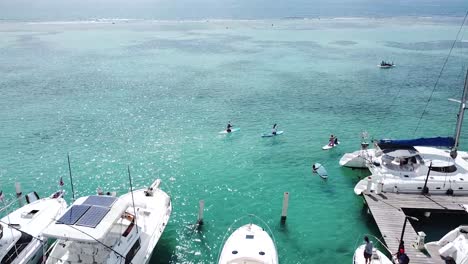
[
  {"xmin": 381, "ymin": 155, "xmax": 424, "ymax": 171},
  {"xmin": 430, "ymin": 165, "xmax": 457, "ymax": 173}
]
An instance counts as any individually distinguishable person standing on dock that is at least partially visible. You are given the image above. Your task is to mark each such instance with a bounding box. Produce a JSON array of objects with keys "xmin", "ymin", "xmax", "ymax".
[
  {"xmin": 363, "ymin": 236, "xmax": 373, "ymax": 264},
  {"xmin": 397, "ymin": 248, "xmax": 410, "ymax": 264}
]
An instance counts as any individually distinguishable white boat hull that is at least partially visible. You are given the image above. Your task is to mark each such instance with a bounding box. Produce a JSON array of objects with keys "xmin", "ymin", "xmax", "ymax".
[
  {"xmin": 0, "ymin": 193, "xmax": 67, "ymax": 264},
  {"xmin": 339, "ymin": 149, "xmax": 375, "ymax": 168},
  {"xmin": 44, "ymin": 179, "xmax": 172, "ymax": 264},
  {"xmin": 352, "ymin": 146, "xmax": 468, "ymax": 196},
  {"xmin": 219, "ymin": 224, "xmax": 278, "ymax": 264},
  {"xmin": 425, "ymin": 226, "xmax": 468, "ymax": 264}
]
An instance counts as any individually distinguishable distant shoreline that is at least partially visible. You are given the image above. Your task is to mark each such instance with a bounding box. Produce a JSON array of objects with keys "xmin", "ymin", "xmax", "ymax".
[{"xmin": 0, "ymin": 15, "xmax": 464, "ymax": 25}]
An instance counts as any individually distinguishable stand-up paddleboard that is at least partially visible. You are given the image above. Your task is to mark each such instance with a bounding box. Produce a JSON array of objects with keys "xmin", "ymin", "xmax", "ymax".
[
  {"xmin": 219, "ymin": 128, "xmax": 240, "ymax": 134},
  {"xmin": 322, "ymin": 141, "xmax": 340, "ymax": 150},
  {"xmin": 261, "ymin": 131, "xmax": 284, "ymax": 137},
  {"xmin": 313, "ymin": 163, "xmax": 328, "ymax": 179},
  {"xmin": 378, "ymin": 64, "xmax": 395, "ymax": 68}
]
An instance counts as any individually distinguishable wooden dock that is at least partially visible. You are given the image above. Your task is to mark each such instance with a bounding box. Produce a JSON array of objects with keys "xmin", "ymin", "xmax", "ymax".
[{"xmin": 363, "ymin": 192, "xmax": 468, "ymax": 264}]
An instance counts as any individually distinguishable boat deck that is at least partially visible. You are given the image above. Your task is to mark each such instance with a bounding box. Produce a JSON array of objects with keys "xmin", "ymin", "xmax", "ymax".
[{"xmin": 363, "ymin": 192, "xmax": 468, "ymax": 264}]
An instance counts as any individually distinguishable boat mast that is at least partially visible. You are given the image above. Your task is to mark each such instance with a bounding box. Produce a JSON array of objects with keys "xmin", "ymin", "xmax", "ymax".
[
  {"xmin": 451, "ymin": 69, "xmax": 468, "ymax": 158},
  {"xmin": 67, "ymin": 153, "xmax": 76, "ymax": 202},
  {"xmin": 127, "ymin": 166, "xmax": 138, "ymax": 233}
]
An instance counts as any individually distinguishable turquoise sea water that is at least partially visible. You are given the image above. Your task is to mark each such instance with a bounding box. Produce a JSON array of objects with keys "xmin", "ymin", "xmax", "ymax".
[{"xmin": 0, "ymin": 17, "xmax": 468, "ymax": 263}]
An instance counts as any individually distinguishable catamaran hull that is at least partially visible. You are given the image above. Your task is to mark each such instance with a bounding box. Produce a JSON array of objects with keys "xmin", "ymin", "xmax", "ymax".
[
  {"xmin": 354, "ymin": 176, "xmax": 468, "ymax": 196},
  {"xmin": 339, "ymin": 149, "xmax": 375, "ymax": 168}
]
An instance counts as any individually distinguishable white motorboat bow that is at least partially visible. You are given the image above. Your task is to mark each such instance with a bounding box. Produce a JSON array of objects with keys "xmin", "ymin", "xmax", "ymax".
[
  {"xmin": 0, "ymin": 190, "xmax": 67, "ymax": 264},
  {"xmin": 43, "ymin": 178, "xmax": 172, "ymax": 264},
  {"xmin": 218, "ymin": 223, "xmax": 278, "ymax": 264},
  {"xmin": 425, "ymin": 225, "xmax": 468, "ymax": 264}
]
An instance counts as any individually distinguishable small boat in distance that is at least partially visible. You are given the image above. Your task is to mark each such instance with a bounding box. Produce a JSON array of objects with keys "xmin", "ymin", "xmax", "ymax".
[
  {"xmin": 378, "ymin": 61, "xmax": 395, "ymax": 68},
  {"xmin": 218, "ymin": 223, "xmax": 278, "ymax": 264}
]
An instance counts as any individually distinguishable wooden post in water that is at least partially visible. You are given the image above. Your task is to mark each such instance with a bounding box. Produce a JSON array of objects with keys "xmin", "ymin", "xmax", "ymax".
[
  {"xmin": 281, "ymin": 192, "xmax": 289, "ymax": 224},
  {"xmin": 15, "ymin": 182, "xmax": 22, "ymax": 207},
  {"xmin": 197, "ymin": 200, "xmax": 204, "ymax": 226}
]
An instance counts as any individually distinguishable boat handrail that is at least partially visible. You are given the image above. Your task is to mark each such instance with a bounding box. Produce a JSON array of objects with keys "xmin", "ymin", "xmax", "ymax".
[{"xmin": 0, "ymin": 199, "xmax": 20, "ymax": 215}]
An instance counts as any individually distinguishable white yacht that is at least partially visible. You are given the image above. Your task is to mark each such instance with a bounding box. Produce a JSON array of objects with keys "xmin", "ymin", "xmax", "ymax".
[
  {"xmin": 425, "ymin": 225, "xmax": 468, "ymax": 264},
  {"xmin": 353, "ymin": 141, "xmax": 468, "ymax": 195},
  {"xmin": 43, "ymin": 178, "xmax": 172, "ymax": 264},
  {"xmin": 0, "ymin": 190, "xmax": 67, "ymax": 264},
  {"xmin": 352, "ymin": 70, "xmax": 468, "ymax": 195},
  {"xmin": 353, "ymin": 244, "xmax": 393, "ymax": 264},
  {"xmin": 218, "ymin": 223, "xmax": 278, "ymax": 264}
]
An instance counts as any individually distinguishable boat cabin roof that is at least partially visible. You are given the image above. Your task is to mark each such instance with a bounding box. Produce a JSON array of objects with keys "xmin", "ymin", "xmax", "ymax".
[{"xmin": 43, "ymin": 195, "xmax": 129, "ymax": 242}]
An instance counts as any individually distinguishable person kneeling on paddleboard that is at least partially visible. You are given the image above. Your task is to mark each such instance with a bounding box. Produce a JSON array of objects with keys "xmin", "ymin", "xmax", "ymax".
[
  {"xmin": 226, "ymin": 122, "xmax": 233, "ymax": 133},
  {"xmin": 272, "ymin": 124, "xmax": 277, "ymax": 135},
  {"xmin": 329, "ymin": 134, "xmax": 335, "ymax": 146}
]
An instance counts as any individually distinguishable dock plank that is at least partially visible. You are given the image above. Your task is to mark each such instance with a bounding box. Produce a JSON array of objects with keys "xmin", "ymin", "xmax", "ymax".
[{"xmin": 363, "ymin": 192, "xmax": 468, "ymax": 264}]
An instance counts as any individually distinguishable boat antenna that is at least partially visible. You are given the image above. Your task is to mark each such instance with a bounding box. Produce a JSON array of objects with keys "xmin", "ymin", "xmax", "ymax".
[
  {"xmin": 67, "ymin": 153, "xmax": 76, "ymax": 202},
  {"xmin": 450, "ymin": 69, "xmax": 468, "ymax": 158},
  {"xmin": 413, "ymin": 11, "xmax": 468, "ymax": 136},
  {"xmin": 127, "ymin": 166, "xmax": 138, "ymax": 233}
]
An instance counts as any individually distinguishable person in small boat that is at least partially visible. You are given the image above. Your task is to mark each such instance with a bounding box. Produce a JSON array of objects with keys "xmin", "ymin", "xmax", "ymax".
[
  {"xmin": 226, "ymin": 122, "xmax": 233, "ymax": 133},
  {"xmin": 334, "ymin": 137, "xmax": 338, "ymax": 145},
  {"xmin": 312, "ymin": 164, "xmax": 317, "ymax": 172},
  {"xmin": 272, "ymin": 124, "xmax": 277, "ymax": 135},
  {"xmin": 329, "ymin": 135, "xmax": 335, "ymax": 146},
  {"xmin": 363, "ymin": 236, "xmax": 373, "ymax": 264}
]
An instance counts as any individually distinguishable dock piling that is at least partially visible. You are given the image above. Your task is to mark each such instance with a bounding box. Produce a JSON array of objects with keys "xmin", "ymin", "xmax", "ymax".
[
  {"xmin": 280, "ymin": 192, "xmax": 289, "ymax": 224},
  {"xmin": 197, "ymin": 200, "xmax": 204, "ymax": 226},
  {"xmin": 366, "ymin": 177, "xmax": 372, "ymax": 194},
  {"xmin": 15, "ymin": 182, "xmax": 22, "ymax": 207},
  {"xmin": 416, "ymin": 232, "xmax": 426, "ymax": 250}
]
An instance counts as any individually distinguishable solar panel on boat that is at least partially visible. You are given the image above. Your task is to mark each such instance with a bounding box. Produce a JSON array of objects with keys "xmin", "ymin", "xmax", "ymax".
[
  {"xmin": 57, "ymin": 205, "xmax": 91, "ymax": 225},
  {"xmin": 75, "ymin": 206, "xmax": 110, "ymax": 228},
  {"xmin": 82, "ymin": 195, "xmax": 117, "ymax": 208}
]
